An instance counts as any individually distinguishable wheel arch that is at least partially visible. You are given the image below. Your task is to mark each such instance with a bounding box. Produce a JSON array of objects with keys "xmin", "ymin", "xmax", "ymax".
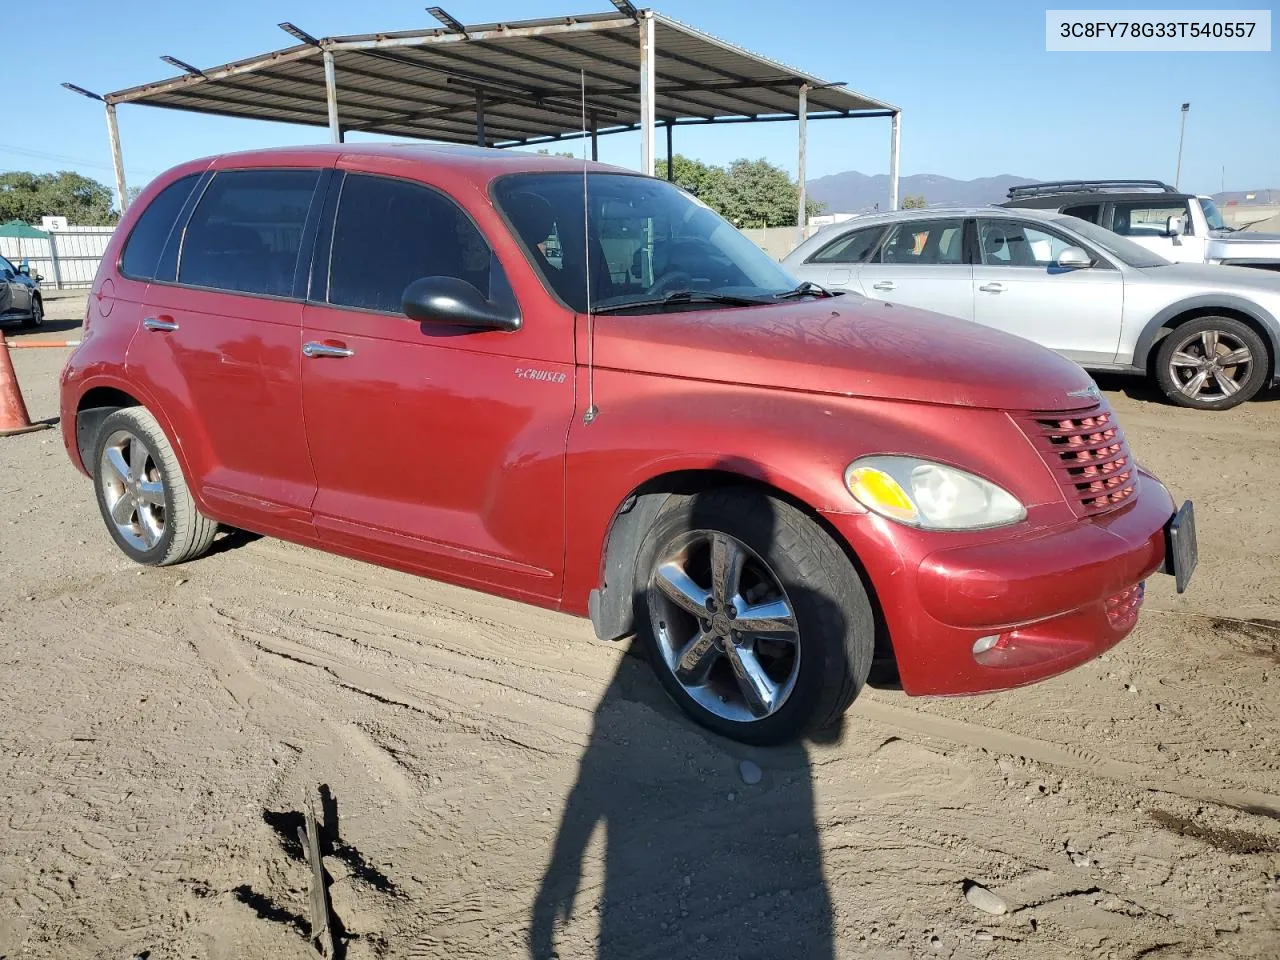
[
  {"xmin": 72, "ymin": 382, "xmax": 196, "ymax": 498},
  {"xmin": 1132, "ymin": 295, "xmax": 1280, "ymax": 384},
  {"xmin": 587, "ymin": 467, "xmax": 896, "ymax": 678}
]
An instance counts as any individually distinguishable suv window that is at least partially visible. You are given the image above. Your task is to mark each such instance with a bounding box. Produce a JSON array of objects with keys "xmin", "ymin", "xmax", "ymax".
[
  {"xmin": 1061, "ymin": 203, "xmax": 1101, "ymax": 224},
  {"xmin": 178, "ymin": 169, "xmax": 320, "ymax": 297},
  {"xmin": 1111, "ymin": 200, "xmax": 1192, "ymax": 237},
  {"xmin": 874, "ymin": 219, "xmax": 964, "ymax": 265},
  {"xmin": 979, "ymin": 220, "xmax": 1078, "ymax": 266},
  {"xmin": 327, "ymin": 174, "xmax": 493, "ymax": 314},
  {"xmin": 119, "ymin": 174, "xmax": 200, "ymax": 280},
  {"xmin": 808, "ymin": 226, "xmax": 884, "ymax": 264}
]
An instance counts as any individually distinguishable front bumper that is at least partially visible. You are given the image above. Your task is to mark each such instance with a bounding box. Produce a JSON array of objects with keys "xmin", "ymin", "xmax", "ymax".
[{"xmin": 824, "ymin": 468, "xmax": 1179, "ymax": 696}]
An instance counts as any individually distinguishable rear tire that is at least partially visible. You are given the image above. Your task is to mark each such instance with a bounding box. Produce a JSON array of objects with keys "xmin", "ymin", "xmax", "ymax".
[
  {"xmin": 634, "ymin": 487, "xmax": 874, "ymax": 746},
  {"xmin": 1154, "ymin": 316, "xmax": 1268, "ymax": 410},
  {"xmin": 91, "ymin": 407, "xmax": 218, "ymax": 566}
]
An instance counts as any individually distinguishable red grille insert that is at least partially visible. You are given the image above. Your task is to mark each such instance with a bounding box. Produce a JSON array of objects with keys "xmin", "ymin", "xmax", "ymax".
[{"xmin": 1022, "ymin": 405, "xmax": 1137, "ymax": 517}]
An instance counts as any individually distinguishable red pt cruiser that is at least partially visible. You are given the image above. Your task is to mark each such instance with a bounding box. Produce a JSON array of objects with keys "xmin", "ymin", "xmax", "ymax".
[{"xmin": 59, "ymin": 146, "xmax": 1196, "ymax": 745}]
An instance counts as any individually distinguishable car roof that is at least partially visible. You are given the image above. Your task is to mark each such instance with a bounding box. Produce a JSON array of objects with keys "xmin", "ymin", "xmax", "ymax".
[
  {"xmin": 1005, "ymin": 190, "xmax": 1194, "ymax": 208},
  {"xmin": 812, "ymin": 205, "xmax": 1066, "ymax": 227},
  {"xmin": 198, "ymin": 142, "xmax": 631, "ymax": 176}
]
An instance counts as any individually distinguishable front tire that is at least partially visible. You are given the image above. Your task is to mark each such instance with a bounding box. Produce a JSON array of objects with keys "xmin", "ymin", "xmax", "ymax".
[
  {"xmin": 634, "ymin": 488, "xmax": 874, "ymax": 746},
  {"xmin": 21, "ymin": 296, "xmax": 43, "ymax": 329},
  {"xmin": 1154, "ymin": 317, "xmax": 1268, "ymax": 410},
  {"xmin": 91, "ymin": 407, "xmax": 218, "ymax": 566}
]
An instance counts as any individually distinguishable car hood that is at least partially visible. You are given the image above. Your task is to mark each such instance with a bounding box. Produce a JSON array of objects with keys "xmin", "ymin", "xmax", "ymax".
[
  {"xmin": 592, "ymin": 296, "xmax": 1098, "ymax": 412},
  {"xmin": 1138, "ymin": 262, "xmax": 1280, "ymax": 294}
]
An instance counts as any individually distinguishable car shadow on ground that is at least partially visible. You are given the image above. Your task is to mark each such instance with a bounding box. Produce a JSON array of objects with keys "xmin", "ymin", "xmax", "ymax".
[
  {"xmin": 1091, "ymin": 372, "xmax": 1280, "ymax": 406},
  {"xmin": 2, "ymin": 317, "xmax": 85, "ymax": 338},
  {"xmin": 530, "ymin": 493, "xmax": 848, "ymax": 960}
]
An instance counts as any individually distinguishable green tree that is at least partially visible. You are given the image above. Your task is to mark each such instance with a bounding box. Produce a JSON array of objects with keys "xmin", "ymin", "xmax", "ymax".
[
  {"xmin": 0, "ymin": 171, "xmax": 118, "ymax": 225},
  {"xmin": 654, "ymin": 154, "xmax": 820, "ymax": 228},
  {"xmin": 901, "ymin": 194, "xmax": 927, "ymax": 209}
]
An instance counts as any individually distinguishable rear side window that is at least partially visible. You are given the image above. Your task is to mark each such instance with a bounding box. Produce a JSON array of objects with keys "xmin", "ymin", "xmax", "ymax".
[
  {"xmin": 326, "ymin": 174, "xmax": 494, "ymax": 313},
  {"xmin": 808, "ymin": 227, "xmax": 884, "ymax": 264},
  {"xmin": 119, "ymin": 174, "xmax": 200, "ymax": 280},
  {"xmin": 178, "ymin": 169, "xmax": 320, "ymax": 297},
  {"xmin": 874, "ymin": 219, "xmax": 964, "ymax": 265},
  {"xmin": 1061, "ymin": 203, "xmax": 1101, "ymax": 224},
  {"xmin": 1111, "ymin": 200, "xmax": 1193, "ymax": 237}
]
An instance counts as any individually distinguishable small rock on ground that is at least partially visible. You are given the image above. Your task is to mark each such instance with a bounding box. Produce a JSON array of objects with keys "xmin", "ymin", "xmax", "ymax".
[
  {"xmin": 964, "ymin": 881, "xmax": 1008, "ymax": 916},
  {"xmin": 739, "ymin": 759, "xmax": 762, "ymax": 785}
]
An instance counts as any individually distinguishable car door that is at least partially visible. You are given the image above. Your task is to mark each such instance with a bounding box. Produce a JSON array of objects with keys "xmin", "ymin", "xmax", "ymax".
[
  {"xmin": 0, "ymin": 255, "xmax": 28, "ymax": 317},
  {"xmin": 790, "ymin": 225, "xmax": 886, "ymax": 292},
  {"xmin": 128, "ymin": 165, "xmax": 326, "ymax": 541},
  {"xmin": 971, "ymin": 217, "xmax": 1124, "ymax": 364},
  {"xmin": 1107, "ymin": 199, "xmax": 1205, "ymax": 263},
  {"xmin": 299, "ymin": 170, "xmax": 575, "ymax": 603},
  {"xmin": 854, "ymin": 217, "xmax": 974, "ymax": 321}
]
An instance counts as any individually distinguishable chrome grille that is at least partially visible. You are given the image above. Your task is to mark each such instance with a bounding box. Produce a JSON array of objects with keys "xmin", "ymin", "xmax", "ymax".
[{"xmin": 1023, "ymin": 405, "xmax": 1136, "ymax": 517}]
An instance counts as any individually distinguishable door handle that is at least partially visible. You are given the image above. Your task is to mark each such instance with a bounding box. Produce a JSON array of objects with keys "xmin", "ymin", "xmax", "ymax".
[
  {"xmin": 303, "ymin": 341, "xmax": 354, "ymax": 359},
  {"xmin": 871, "ymin": 281, "xmax": 896, "ymax": 291},
  {"xmin": 143, "ymin": 317, "xmax": 179, "ymax": 332},
  {"xmin": 978, "ymin": 282, "xmax": 1006, "ymax": 293}
]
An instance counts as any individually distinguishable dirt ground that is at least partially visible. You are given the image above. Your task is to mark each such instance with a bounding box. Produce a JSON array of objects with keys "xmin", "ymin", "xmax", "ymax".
[{"xmin": 2, "ymin": 294, "xmax": 1278, "ymax": 960}]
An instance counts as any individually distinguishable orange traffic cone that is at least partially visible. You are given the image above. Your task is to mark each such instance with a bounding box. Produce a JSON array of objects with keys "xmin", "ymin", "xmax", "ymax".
[{"xmin": 0, "ymin": 329, "xmax": 52, "ymax": 437}]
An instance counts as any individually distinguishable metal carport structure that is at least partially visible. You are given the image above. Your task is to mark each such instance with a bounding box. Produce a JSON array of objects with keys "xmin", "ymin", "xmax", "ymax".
[{"xmin": 63, "ymin": 2, "xmax": 901, "ymax": 229}]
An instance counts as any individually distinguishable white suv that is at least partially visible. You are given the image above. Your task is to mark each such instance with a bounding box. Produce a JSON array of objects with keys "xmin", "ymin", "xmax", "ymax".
[{"xmin": 1003, "ymin": 180, "xmax": 1280, "ymax": 272}]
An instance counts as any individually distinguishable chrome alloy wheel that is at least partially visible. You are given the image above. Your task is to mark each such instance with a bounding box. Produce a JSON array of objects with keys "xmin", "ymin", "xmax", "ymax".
[
  {"xmin": 647, "ymin": 530, "xmax": 800, "ymax": 723},
  {"xmin": 1167, "ymin": 328, "xmax": 1254, "ymax": 402},
  {"xmin": 99, "ymin": 429, "xmax": 166, "ymax": 551}
]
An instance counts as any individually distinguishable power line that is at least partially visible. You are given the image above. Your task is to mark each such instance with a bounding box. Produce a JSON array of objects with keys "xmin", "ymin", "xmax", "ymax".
[{"xmin": 0, "ymin": 142, "xmax": 159, "ymax": 179}]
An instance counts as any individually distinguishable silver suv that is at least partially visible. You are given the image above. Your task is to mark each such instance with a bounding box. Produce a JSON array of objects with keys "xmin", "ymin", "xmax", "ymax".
[
  {"xmin": 782, "ymin": 206, "xmax": 1280, "ymax": 410},
  {"xmin": 1003, "ymin": 180, "xmax": 1280, "ymax": 272}
]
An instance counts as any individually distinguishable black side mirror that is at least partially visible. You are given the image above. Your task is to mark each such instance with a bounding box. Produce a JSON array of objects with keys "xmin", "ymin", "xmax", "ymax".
[
  {"xmin": 17, "ymin": 263, "xmax": 30, "ymax": 276},
  {"xmin": 402, "ymin": 276, "xmax": 520, "ymax": 332}
]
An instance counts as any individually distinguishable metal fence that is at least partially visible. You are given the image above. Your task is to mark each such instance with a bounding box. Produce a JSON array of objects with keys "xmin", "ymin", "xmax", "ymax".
[{"xmin": 0, "ymin": 226, "xmax": 115, "ymax": 289}]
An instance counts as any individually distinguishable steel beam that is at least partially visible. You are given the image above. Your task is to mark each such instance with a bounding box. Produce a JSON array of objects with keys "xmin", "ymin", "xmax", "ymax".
[
  {"xmin": 107, "ymin": 45, "xmax": 321, "ymax": 104},
  {"xmin": 889, "ymin": 111, "xmax": 901, "ymax": 211},
  {"xmin": 327, "ymin": 17, "xmax": 635, "ymax": 52},
  {"xmin": 105, "ymin": 102, "xmax": 128, "ymax": 214},
  {"xmin": 638, "ymin": 12, "xmax": 655, "ymax": 175},
  {"xmin": 797, "ymin": 84, "xmax": 808, "ymax": 242},
  {"xmin": 475, "ymin": 90, "xmax": 485, "ymax": 146},
  {"xmin": 323, "ymin": 49, "xmax": 342, "ymax": 143}
]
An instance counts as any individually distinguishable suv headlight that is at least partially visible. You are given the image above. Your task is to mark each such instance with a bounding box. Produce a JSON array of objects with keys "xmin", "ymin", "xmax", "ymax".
[{"xmin": 844, "ymin": 456, "xmax": 1026, "ymax": 531}]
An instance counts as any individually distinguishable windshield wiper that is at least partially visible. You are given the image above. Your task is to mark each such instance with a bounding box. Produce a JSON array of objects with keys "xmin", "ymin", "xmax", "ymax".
[
  {"xmin": 592, "ymin": 290, "xmax": 773, "ymax": 314},
  {"xmin": 774, "ymin": 280, "xmax": 838, "ymax": 300}
]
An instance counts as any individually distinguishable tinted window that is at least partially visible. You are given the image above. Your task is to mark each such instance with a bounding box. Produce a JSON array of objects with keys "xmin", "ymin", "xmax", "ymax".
[
  {"xmin": 1061, "ymin": 203, "xmax": 1101, "ymax": 224},
  {"xmin": 979, "ymin": 220, "xmax": 1079, "ymax": 266},
  {"xmin": 326, "ymin": 174, "xmax": 493, "ymax": 313},
  {"xmin": 119, "ymin": 174, "xmax": 200, "ymax": 280},
  {"xmin": 493, "ymin": 173, "xmax": 799, "ymax": 313},
  {"xmin": 0, "ymin": 255, "xmax": 14, "ymax": 273},
  {"xmin": 1111, "ymin": 200, "xmax": 1193, "ymax": 237},
  {"xmin": 178, "ymin": 169, "xmax": 320, "ymax": 297},
  {"xmin": 809, "ymin": 227, "xmax": 883, "ymax": 264},
  {"xmin": 874, "ymin": 219, "xmax": 964, "ymax": 265}
]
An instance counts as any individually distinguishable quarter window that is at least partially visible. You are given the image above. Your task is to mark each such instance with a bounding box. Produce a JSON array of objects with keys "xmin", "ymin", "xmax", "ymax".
[
  {"xmin": 874, "ymin": 219, "xmax": 964, "ymax": 265},
  {"xmin": 178, "ymin": 169, "xmax": 320, "ymax": 297},
  {"xmin": 1061, "ymin": 203, "xmax": 1101, "ymax": 224},
  {"xmin": 1110, "ymin": 201, "xmax": 1193, "ymax": 237},
  {"xmin": 326, "ymin": 174, "xmax": 494, "ymax": 314},
  {"xmin": 119, "ymin": 174, "xmax": 200, "ymax": 280},
  {"xmin": 808, "ymin": 227, "xmax": 884, "ymax": 264},
  {"xmin": 979, "ymin": 220, "xmax": 1078, "ymax": 266}
]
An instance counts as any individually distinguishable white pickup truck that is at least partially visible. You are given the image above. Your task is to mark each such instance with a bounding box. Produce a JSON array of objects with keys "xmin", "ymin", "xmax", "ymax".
[{"xmin": 1002, "ymin": 180, "xmax": 1280, "ymax": 272}]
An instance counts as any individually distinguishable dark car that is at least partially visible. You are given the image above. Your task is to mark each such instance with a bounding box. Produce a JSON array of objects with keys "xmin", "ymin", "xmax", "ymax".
[{"xmin": 0, "ymin": 254, "xmax": 45, "ymax": 328}]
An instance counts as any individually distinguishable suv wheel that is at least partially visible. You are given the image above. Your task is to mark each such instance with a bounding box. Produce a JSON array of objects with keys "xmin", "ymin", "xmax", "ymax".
[
  {"xmin": 1154, "ymin": 316, "xmax": 1268, "ymax": 410},
  {"xmin": 635, "ymin": 488, "xmax": 874, "ymax": 746},
  {"xmin": 21, "ymin": 296, "xmax": 43, "ymax": 329},
  {"xmin": 91, "ymin": 408, "xmax": 218, "ymax": 565}
]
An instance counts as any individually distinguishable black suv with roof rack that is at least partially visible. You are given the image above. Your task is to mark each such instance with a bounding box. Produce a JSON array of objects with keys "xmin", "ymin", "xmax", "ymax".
[{"xmin": 1003, "ymin": 179, "xmax": 1280, "ymax": 271}]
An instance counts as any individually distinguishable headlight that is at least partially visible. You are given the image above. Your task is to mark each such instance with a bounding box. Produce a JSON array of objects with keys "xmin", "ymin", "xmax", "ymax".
[{"xmin": 844, "ymin": 456, "xmax": 1026, "ymax": 531}]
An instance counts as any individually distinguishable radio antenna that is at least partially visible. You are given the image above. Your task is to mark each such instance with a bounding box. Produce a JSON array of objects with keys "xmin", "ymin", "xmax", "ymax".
[{"xmin": 580, "ymin": 68, "xmax": 598, "ymax": 425}]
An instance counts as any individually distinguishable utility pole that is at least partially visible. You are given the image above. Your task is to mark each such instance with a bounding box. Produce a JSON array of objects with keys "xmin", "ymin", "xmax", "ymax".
[{"xmin": 1174, "ymin": 102, "xmax": 1190, "ymax": 189}]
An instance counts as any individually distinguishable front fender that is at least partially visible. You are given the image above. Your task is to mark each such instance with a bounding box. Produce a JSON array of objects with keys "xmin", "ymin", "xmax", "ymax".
[{"xmin": 1131, "ymin": 294, "xmax": 1280, "ymax": 377}]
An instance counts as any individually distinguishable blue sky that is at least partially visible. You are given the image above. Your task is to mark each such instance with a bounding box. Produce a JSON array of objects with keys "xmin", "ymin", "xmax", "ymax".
[{"xmin": 7, "ymin": 0, "xmax": 1278, "ymax": 198}]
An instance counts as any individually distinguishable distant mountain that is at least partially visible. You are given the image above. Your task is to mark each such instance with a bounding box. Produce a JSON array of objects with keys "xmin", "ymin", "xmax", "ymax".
[{"xmin": 806, "ymin": 172, "xmax": 1039, "ymax": 213}]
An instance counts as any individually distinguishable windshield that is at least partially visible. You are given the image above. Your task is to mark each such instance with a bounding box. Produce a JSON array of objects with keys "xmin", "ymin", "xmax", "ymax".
[
  {"xmin": 1200, "ymin": 197, "xmax": 1228, "ymax": 231},
  {"xmin": 492, "ymin": 172, "xmax": 801, "ymax": 313},
  {"xmin": 1053, "ymin": 215, "xmax": 1172, "ymax": 268}
]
